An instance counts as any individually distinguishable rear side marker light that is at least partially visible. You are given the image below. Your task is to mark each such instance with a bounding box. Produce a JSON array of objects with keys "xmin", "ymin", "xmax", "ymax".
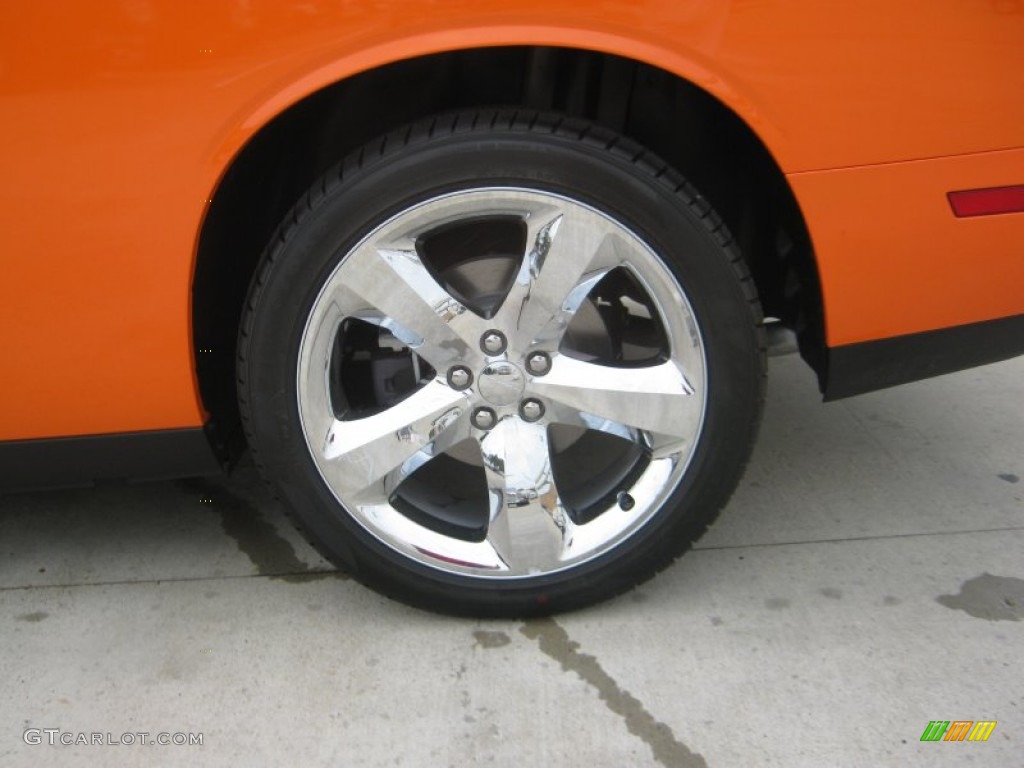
[{"xmin": 948, "ymin": 185, "xmax": 1024, "ymax": 218}]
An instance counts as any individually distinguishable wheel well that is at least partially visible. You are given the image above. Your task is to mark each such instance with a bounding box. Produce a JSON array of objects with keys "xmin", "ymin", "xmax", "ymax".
[{"xmin": 193, "ymin": 46, "xmax": 824, "ymax": 460}]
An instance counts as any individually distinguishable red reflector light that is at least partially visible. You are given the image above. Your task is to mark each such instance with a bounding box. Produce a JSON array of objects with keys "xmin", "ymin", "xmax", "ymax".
[{"xmin": 948, "ymin": 185, "xmax": 1024, "ymax": 218}]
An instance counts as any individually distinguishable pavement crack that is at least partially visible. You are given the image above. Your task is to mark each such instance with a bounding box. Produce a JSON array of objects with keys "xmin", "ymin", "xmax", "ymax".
[
  {"xmin": 694, "ymin": 525, "xmax": 1024, "ymax": 551},
  {"xmin": 521, "ymin": 618, "xmax": 707, "ymax": 768}
]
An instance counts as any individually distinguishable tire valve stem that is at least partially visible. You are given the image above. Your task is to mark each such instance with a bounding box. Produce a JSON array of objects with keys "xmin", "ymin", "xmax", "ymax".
[{"xmin": 617, "ymin": 491, "xmax": 635, "ymax": 511}]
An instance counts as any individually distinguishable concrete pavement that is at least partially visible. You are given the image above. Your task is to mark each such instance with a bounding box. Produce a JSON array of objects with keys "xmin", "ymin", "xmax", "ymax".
[{"xmin": 1, "ymin": 354, "xmax": 1021, "ymax": 767}]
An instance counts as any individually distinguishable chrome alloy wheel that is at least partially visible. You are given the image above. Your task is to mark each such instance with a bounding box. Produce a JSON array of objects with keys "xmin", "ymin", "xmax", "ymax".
[{"xmin": 296, "ymin": 188, "xmax": 707, "ymax": 579}]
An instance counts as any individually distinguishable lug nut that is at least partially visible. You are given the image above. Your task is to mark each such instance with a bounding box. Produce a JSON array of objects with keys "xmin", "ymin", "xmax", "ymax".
[
  {"xmin": 447, "ymin": 365, "xmax": 473, "ymax": 391},
  {"xmin": 526, "ymin": 352, "xmax": 551, "ymax": 376},
  {"xmin": 519, "ymin": 398, "xmax": 545, "ymax": 423},
  {"xmin": 480, "ymin": 330, "xmax": 507, "ymax": 356},
  {"xmin": 472, "ymin": 407, "xmax": 497, "ymax": 430}
]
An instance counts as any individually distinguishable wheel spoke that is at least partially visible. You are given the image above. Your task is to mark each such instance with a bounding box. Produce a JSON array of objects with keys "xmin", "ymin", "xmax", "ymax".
[
  {"xmin": 493, "ymin": 205, "xmax": 622, "ymax": 350},
  {"xmin": 479, "ymin": 419, "xmax": 574, "ymax": 573},
  {"xmin": 333, "ymin": 241, "xmax": 481, "ymax": 368},
  {"xmin": 371, "ymin": 412, "xmax": 476, "ymax": 504},
  {"xmin": 533, "ymin": 356, "xmax": 701, "ymax": 453},
  {"xmin": 321, "ymin": 381, "xmax": 469, "ymax": 501}
]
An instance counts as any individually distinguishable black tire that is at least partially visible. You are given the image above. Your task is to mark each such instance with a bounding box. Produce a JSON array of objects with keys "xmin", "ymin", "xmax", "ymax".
[{"xmin": 238, "ymin": 110, "xmax": 764, "ymax": 617}]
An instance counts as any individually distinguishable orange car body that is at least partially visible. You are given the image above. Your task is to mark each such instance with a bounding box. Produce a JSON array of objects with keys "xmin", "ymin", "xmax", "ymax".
[{"xmin": 1, "ymin": 2, "xmax": 1022, "ymax": 459}]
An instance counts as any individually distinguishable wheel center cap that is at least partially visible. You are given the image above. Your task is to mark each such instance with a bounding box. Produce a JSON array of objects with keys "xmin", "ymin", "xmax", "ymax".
[{"xmin": 477, "ymin": 362, "xmax": 525, "ymax": 406}]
